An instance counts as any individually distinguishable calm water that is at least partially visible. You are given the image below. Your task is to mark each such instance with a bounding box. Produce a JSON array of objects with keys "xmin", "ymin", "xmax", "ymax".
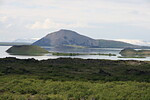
[{"xmin": 1, "ymin": 46, "xmax": 150, "ymax": 61}]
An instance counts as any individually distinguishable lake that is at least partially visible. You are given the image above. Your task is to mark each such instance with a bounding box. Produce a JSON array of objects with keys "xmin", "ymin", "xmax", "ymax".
[{"xmin": 1, "ymin": 46, "xmax": 150, "ymax": 61}]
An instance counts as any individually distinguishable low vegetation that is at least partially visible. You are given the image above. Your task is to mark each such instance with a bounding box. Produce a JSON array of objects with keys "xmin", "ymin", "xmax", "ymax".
[
  {"xmin": 0, "ymin": 76, "xmax": 150, "ymax": 100},
  {"xmin": 0, "ymin": 57, "xmax": 150, "ymax": 100}
]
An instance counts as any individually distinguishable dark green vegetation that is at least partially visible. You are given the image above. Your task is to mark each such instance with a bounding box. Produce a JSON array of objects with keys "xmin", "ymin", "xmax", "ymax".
[
  {"xmin": 51, "ymin": 52, "xmax": 116, "ymax": 56},
  {"xmin": 120, "ymin": 48, "xmax": 150, "ymax": 57},
  {"xmin": 1, "ymin": 57, "xmax": 150, "ymax": 82},
  {"xmin": 33, "ymin": 29, "xmax": 150, "ymax": 49},
  {"xmin": 0, "ymin": 57, "xmax": 150, "ymax": 99},
  {"xmin": 6, "ymin": 45, "xmax": 49, "ymax": 56}
]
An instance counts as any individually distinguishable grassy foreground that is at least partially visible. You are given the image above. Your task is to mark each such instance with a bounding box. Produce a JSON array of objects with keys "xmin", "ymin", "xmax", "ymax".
[
  {"xmin": 0, "ymin": 76, "xmax": 150, "ymax": 100},
  {"xmin": 0, "ymin": 57, "xmax": 150, "ymax": 100}
]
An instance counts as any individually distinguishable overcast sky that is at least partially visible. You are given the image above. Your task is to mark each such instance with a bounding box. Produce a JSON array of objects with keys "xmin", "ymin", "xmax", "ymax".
[{"xmin": 0, "ymin": 0, "xmax": 150, "ymax": 42}]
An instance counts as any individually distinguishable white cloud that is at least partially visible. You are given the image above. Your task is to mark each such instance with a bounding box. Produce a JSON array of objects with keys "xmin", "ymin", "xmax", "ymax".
[
  {"xmin": 0, "ymin": 16, "xmax": 8, "ymax": 22},
  {"xmin": 1, "ymin": 0, "xmax": 150, "ymax": 24},
  {"xmin": 27, "ymin": 19, "xmax": 89, "ymax": 29},
  {"xmin": 6, "ymin": 24, "xmax": 12, "ymax": 28}
]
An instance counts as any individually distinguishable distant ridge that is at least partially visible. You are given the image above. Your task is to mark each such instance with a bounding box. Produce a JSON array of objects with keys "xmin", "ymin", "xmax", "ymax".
[
  {"xmin": 97, "ymin": 39, "xmax": 140, "ymax": 48},
  {"xmin": 33, "ymin": 29, "xmax": 150, "ymax": 49},
  {"xmin": 0, "ymin": 42, "xmax": 31, "ymax": 46}
]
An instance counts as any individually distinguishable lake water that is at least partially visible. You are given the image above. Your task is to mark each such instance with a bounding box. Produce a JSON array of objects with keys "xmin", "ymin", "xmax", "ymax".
[{"xmin": 1, "ymin": 46, "xmax": 150, "ymax": 61}]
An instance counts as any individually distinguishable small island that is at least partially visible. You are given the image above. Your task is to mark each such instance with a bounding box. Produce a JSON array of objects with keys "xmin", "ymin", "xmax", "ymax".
[
  {"xmin": 6, "ymin": 45, "xmax": 49, "ymax": 56},
  {"xmin": 120, "ymin": 48, "xmax": 150, "ymax": 57},
  {"xmin": 51, "ymin": 52, "xmax": 116, "ymax": 56}
]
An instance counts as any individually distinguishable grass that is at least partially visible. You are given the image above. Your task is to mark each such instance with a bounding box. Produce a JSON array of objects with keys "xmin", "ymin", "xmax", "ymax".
[{"xmin": 0, "ymin": 76, "xmax": 150, "ymax": 100}]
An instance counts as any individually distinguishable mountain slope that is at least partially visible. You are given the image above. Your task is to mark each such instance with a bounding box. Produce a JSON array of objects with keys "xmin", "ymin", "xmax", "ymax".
[
  {"xmin": 97, "ymin": 39, "xmax": 139, "ymax": 48},
  {"xmin": 33, "ymin": 29, "xmax": 98, "ymax": 47}
]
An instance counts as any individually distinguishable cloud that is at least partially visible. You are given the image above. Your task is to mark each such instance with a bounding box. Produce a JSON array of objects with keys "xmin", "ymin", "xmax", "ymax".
[
  {"xmin": 6, "ymin": 24, "xmax": 12, "ymax": 28},
  {"xmin": 1, "ymin": 0, "xmax": 150, "ymax": 24},
  {"xmin": 0, "ymin": 16, "xmax": 8, "ymax": 22},
  {"xmin": 26, "ymin": 19, "xmax": 89, "ymax": 29}
]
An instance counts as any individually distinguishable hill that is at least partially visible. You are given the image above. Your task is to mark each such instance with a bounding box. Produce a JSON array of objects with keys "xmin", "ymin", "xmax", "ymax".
[
  {"xmin": 33, "ymin": 29, "xmax": 150, "ymax": 49},
  {"xmin": 33, "ymin": 29, "xmax": 98, "ymax": 47},
  {"xmin": 6, "ymin": 45, "xmax": 49, "ymax": 56}
]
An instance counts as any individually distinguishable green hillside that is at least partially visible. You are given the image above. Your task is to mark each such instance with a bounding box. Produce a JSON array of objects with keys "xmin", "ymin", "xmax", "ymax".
[{"xmin": 6, "ymin": 45, "xmax": 49, "ymax": 56}]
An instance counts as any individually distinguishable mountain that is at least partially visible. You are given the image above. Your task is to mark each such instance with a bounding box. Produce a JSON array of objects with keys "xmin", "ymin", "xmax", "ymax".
[
  {"xmin": 33, "ymin": 29, "xmax": 150, "ymax": 49},
  {"xmin": 33, "ymin": 29, "xmax": 99, "ymax": 47},
  {"xmin": 0, "ymin": 42, "xmax": 31, "ymax": 46},
  {"xmin": 13, "ymin": 38, "xmax": 39, "ymax": 43}
]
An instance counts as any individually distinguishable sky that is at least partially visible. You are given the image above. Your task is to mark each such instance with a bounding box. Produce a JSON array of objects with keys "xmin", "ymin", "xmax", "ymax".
[{"xmin": 0, "ymin": 0, "xmax": 150, "ymax": 42}]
